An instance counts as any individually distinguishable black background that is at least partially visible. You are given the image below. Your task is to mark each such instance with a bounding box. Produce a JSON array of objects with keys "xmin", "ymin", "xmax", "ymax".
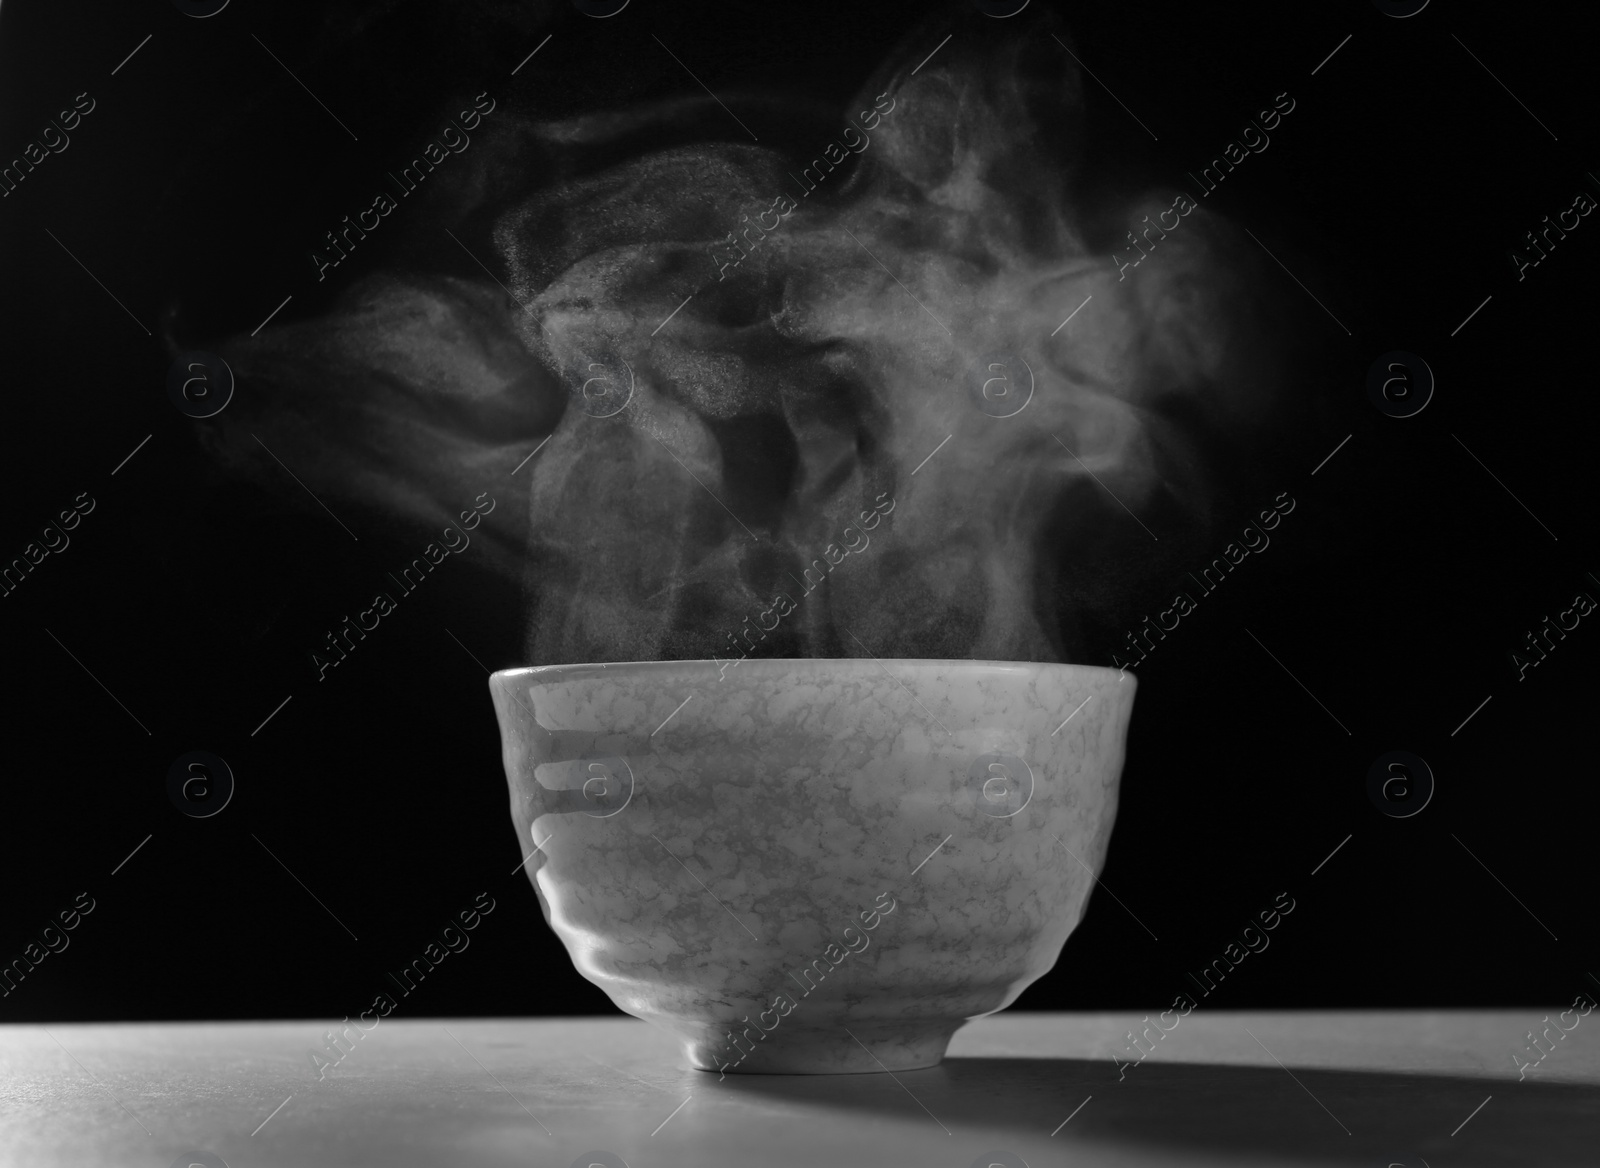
[{"xmin": 1, "ymin": 0, "xmax": 1596, "ymax": 1024}]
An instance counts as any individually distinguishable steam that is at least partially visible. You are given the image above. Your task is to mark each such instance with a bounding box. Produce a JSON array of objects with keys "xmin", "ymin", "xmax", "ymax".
[{"xmin": 199, "ymin": 11, "xmax": 1296, "ymax": 668}]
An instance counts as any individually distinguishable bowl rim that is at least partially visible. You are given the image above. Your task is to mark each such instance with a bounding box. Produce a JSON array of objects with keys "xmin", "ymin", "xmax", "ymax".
[{"xmin": 490, "ymin": 658, "xmax": 1135, "ymax": 685}]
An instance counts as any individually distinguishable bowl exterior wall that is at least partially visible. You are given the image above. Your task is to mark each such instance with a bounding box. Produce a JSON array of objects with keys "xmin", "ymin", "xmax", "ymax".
[{"xmin": 491, "ymin": 659, "xmax": 1135, "ymax": 1073}]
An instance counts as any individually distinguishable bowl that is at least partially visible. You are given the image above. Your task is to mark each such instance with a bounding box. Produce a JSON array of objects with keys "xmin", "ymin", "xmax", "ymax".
[{"xmin": 489, "ymin": 658, "xmax": 1136, "ymax": 1074}]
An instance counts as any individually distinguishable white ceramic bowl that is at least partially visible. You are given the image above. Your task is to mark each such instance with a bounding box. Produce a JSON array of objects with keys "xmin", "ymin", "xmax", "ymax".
[{"xmin": 491, "ymin": 658, "xmax": 1136, "ymax": 1074}]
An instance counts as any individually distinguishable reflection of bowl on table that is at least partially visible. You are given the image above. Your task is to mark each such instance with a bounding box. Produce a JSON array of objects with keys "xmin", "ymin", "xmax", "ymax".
[{"xmin": 490, "ymin": 658, "xmax": 1136, "ymax": 1074}]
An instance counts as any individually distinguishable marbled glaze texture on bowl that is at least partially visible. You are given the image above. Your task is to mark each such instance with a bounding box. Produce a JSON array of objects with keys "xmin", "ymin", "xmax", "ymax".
[{"xmin": 490, "ymin": 659, "xmax": 1136, "ymax": 1074}]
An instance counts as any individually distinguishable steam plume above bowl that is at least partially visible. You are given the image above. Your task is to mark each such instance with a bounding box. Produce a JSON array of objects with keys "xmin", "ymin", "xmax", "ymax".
[{"xmin": 192, "ymin": 6, "xmax": 1304, "ymax": 669}]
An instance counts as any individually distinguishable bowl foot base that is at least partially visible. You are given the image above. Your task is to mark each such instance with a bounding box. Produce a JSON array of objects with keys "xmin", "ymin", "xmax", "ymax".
[{"xmin": 685, "ymin": 1019, "xmax": 960, "ymax": 1075}]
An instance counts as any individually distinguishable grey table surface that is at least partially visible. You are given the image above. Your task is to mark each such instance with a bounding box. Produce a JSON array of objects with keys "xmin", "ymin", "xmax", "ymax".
[{"xmin": 2, "ymin": 1011, "xmax": 1596, "ymax": 1167}]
